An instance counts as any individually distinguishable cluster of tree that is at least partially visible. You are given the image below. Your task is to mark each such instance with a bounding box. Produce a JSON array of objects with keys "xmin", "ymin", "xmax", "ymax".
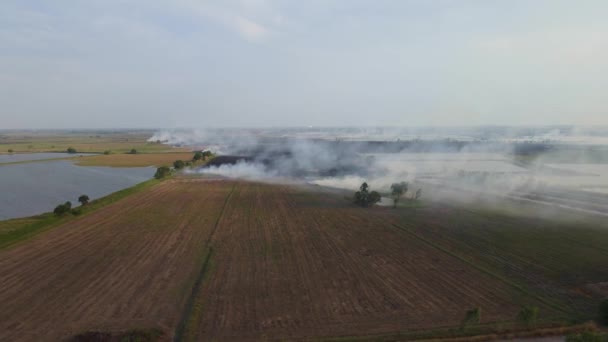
[
  {"xmin": 53, "ymin": 201, "xmax": 72, "ymax": 216},
  {"xmin": 154, "ymin": 166, "xmax": 171, "ymax": 179},
  {"xmin": 53, "ymin": 194, "xmax": 90, "ymax": 216},
  {"xmin": 67, "ymin": 147, "xmax": 77, "ymax": 154},
  {"xmin": 193, "ymin": 150, "xmax": 213, "ymax": 161},
  {"xmin": 354, "ymin": 183, "xmax": 381, "ymax": 207},
  {"xmin": 173, "ymin": 159, "xmax": 194, "ymax": 169}
]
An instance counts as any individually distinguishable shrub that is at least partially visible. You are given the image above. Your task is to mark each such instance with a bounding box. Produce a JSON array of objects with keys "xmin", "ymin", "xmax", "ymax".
[
  {"xmin": 67, "ymin": 147, "xmax": 77, "ymax": 154},
  {"xmin": 103, "ymin": 150, "xmax": 111, "ymax": 155},
  {"xmin": 518, "ymin": 305, "xmax": 539, "ymax": 329},
  {"xmin": 7, "ymin": 149, "xmax": 13, "ymax": 153},
  {"xmin": 461, "ymin": 307, "xmax": 481, "ymax": 330},
  {"xmin": 71, "ymin": 208, "xmax": 82, "ymax": 216},
  {"xmin": 128, "ymin": 149, "xmax": 137, "ymax": 154}
]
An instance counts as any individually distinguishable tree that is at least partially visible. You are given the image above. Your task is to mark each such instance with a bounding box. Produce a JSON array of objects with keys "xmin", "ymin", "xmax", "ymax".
[
  {"xmin": 517, "ymin": 305, "xmax": 539, "ymax": 329},
  {"xmin": 154, "ymin": 166, "xmax": 171, "ymax": 179},
  {"xmin": 78, "ymin": 194, "xmax": 90, "ymax": 206},
  {"xmin": 193, "ymin": 150, "xmax": 213, "ymax": 161},
  {"xmin": 390, "ymin": 182, "xmax": 408, "ymax": 208},
  {"xmin": 103, "ymin": 150, "xmax": 111, "ymax": 155},
  {"xmin": 415, "ymin": 188, "xmax": 422, "ymax": 200},
  {"xmin": 7, "ymin": 149, "xmax": 13, "ymax": 153},
  {"xmin": 173, "ymin": 160, "xmax": 185, "ymax": 169},
  {"xmin": 600, "ymin": 298, "xmax": 608, "ymax": 325},
  {"xmin": 354, "ymin": 182, "xmax": 382, "ymax": 208},
  {"xmin": 53, "ymin": 201, "xmax": 72, "ymax": 216},
  {"xmin": 461, "ymin": 307, "xmax": 481, "ymax": 331},
  {"xmin": 128, "ymin": 149, "xmax": 137, "ymax": 154},
  {"xmin": 67, "ymin": 147, "xmax": 77, "ymax": 154}
]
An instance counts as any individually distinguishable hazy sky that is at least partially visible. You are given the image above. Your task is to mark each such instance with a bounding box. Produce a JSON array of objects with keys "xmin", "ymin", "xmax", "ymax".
[{"xmin": 1, "ymin": 1, "xmax": 607, "ymax": 129}]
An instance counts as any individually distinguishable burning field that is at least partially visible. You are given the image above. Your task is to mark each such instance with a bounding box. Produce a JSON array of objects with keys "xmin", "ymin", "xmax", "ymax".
[{"xmin": 2, "ymin": 176, "xmax": 599, "ymax": 341}]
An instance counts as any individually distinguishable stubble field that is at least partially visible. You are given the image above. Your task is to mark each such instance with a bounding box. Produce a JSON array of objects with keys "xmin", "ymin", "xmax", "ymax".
[{"xmin": 0, "ymin": 177, "xmax": 586, "ymax": 341}]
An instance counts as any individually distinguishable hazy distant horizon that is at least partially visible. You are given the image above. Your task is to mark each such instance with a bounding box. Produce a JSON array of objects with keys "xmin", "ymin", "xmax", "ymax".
[{"xmin": 2, "ymin": 1, "xmax": 607, "ymax": 129}]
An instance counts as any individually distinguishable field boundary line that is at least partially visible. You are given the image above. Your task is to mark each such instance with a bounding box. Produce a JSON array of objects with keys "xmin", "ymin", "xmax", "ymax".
[
  {"xmin": 173, "ymin": 182, "xmax": 237, "ymax": 342},
  {"xmin": 388, "ymin": 221, "xmax": 571, "ymax": 315}
]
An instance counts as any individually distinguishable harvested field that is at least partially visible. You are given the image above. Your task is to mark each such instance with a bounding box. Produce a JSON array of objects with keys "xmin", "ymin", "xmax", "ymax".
[
  {"xmin": 0, "ymin": 178, "xmax": 573, "ymax": 341},
  {"xmin": 0, "ymin": 179, "xmax": 233, "ymax": 341},
  {"xmin": 76, "ymin": 152, "xmax": 195, "ymax": 167},
  {"xmin": 0, "ymin": 130, "xmax": 189, "ymax": 154}
]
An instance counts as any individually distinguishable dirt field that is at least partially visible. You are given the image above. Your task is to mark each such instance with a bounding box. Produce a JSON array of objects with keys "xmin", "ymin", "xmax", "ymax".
[
  {"xmin": 0, "ymin": 178, "xmax": 572, "ymax": 341},
  {"xmin": 0, "ymin": 179, "xmax": 233, "ymax": 341}
]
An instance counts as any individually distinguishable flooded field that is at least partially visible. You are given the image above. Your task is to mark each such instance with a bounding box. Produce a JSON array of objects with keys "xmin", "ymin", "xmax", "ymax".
[{"xmin": 0, "ymin": 160, "xmax": 153, "ymax": 220}]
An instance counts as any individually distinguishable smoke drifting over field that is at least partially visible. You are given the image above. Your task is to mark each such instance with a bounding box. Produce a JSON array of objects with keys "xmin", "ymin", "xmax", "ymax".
[{"xmin": 150, "ymin": 127, "xmax": 608, "ymax": 216}]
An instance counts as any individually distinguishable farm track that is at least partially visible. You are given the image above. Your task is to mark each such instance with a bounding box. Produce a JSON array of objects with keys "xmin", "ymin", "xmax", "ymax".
[{"xmin": 0, "ymin": 178, "xmax": 580, "ymax": 341}]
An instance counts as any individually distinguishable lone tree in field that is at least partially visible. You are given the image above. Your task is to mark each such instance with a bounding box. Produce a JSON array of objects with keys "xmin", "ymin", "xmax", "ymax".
[
  {"xmin": 78, "ymin": 195, "xmax": 90, "ymax": 206},
  {"xmin": 461, "ymin": 307, "xmax": 481, "ymax": 331},
  {"xmin": 53, "ymin": 201, "xmax": 72, "ymax": 216},
  {"xmin": 600, "ymin": 298, "xmax": 608, "ymax": 325},
  {"xmin": 173, "ymin": 160, "xmax": 185, "ymax": 169},
  {"xmin": 8, "ymin": 149, "xmax": 13, "ymax": 153},
  {"xmin": 128, "ymin": 148, "xmax": 137, "ymax": 154},
  {"xmin": 154, "ymin": 166, "xmax": 171, "ymax": 179},
  {"xmin": 354, "ymin": 182, "xmax": 381, "ymax": 208},
  {"xmin": 517, "ymin": 305, "xmax": 539, "ymax": 329},
  {"xmin": 415, "ymin": 188, "xmax": 422, "ymax": 200},
  {"xmin": 390, "ymin": 182, "xmax": 408, "ymax": 208},
  {"xmin": 67, "ymin": 147, "xmax": 77, "ymax": 154}
]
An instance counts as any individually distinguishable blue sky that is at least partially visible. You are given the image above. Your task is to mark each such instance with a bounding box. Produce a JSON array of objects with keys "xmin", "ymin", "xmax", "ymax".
[{"xmin": 1, "ymin": 0, "xmax": 607, "ymax": 128}]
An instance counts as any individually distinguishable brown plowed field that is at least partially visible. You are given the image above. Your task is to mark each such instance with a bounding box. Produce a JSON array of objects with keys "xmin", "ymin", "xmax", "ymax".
[
  {"xmin": 0, "ymin": 179, "xmax": 564, "ymax": 341},
  {"xmin": 189, "ymin": 182, "xmax": 561, "ymax": 341},
  {"xmin": 0, "ymin": 179, "xmax": 233, "ymax": 341}
]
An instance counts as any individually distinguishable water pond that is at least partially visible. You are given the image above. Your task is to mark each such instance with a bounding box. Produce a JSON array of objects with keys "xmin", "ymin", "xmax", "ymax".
[{"xmin": 0, "ymin": 160, "xmax": 153, "ymax": 220}]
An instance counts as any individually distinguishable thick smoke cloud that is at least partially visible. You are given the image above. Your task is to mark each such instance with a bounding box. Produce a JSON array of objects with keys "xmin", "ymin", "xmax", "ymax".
[{"xmin": 150, "ymin": 127, "xmax": 608, "ymax": 216}]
